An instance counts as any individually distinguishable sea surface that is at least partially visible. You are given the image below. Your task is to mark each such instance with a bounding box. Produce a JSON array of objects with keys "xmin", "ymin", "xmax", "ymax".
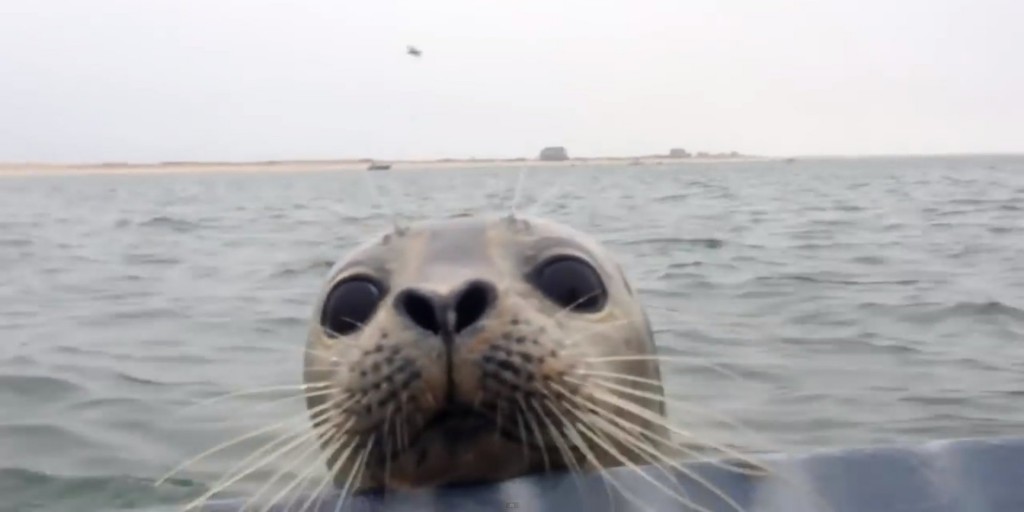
[{"xmin": 1, "ymin": 156, "xmax": 1023, "ymax": 512}]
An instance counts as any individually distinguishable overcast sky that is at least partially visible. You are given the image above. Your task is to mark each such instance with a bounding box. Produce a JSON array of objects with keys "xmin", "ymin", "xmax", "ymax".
[{"xmin": 1, "ymin": 0, "xmax": 1021, "ymax": 162}]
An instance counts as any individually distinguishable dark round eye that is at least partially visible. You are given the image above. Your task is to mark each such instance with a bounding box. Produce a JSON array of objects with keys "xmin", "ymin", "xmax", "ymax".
[
  {"xmin": 530, "ymin": 256, "xmax": 607, "ymax": 313},
  {"xmin": 320, "ymin": 277, "xmax": 383, "ymax": 336}
]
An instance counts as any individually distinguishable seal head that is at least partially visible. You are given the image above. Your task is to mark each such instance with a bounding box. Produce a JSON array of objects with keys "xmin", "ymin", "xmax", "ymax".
[{"xmin": 303, "ymin": 214, "xmax": 668, "ymax": 491}]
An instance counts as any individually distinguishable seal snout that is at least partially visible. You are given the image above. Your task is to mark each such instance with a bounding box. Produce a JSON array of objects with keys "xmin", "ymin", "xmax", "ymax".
[{"xmin": 392, "ymin": 279, "xmax": 498, "ymax": 339}]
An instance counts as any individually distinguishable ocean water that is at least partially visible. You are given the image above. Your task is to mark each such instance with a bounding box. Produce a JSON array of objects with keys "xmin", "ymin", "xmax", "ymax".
[{"xmin": 1, "ymin": 156, "xmax": 1023, "ymax": 512}]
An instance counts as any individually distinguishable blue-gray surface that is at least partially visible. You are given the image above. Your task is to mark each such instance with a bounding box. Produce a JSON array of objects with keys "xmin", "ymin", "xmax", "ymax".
[
  {"xmin": 202, "ymin": 437, "xmax": 1024, "ymax": 512},
  {"xmin": 2, "ymin": 157, "xmax": 1024, "ymax": 511}
]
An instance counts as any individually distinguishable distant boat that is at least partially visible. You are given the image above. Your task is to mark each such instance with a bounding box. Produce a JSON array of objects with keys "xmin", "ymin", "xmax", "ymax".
[{"xmin": 367, "ymin": 162, "xmax": 391, "ymax": 171}]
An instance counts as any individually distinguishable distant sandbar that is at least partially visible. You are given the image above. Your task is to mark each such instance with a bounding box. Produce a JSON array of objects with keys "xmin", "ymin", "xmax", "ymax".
[{"xmin": 0, "ymin": 155, "xmax": 774, "ymax": 177}]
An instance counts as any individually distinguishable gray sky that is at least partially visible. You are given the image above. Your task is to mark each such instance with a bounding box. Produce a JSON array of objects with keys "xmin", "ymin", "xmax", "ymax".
[{"xmin": 1, "ymin": 0, "xmax": 1021, "ymax": 163}]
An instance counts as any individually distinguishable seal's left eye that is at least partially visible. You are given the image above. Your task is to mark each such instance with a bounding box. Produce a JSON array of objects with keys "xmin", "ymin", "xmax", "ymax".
[
  {"xmin": 529, "ymin": 256, "xmax": 607, "ymax": 313},
  {"xmin": 320, "ymin": 278, "xmax": 383, "ymax": 336}
]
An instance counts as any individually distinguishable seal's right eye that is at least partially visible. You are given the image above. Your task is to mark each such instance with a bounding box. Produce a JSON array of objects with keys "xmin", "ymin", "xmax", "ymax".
[{"xmin": 320, "ymin": 278, "xmax": 383, "ymax": 336}]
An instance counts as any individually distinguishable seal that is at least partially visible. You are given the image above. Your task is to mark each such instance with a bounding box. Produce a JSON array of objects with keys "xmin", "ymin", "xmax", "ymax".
[{"xmin": 303, "ymin": 213, "xmax": 674, "ymax": 494}]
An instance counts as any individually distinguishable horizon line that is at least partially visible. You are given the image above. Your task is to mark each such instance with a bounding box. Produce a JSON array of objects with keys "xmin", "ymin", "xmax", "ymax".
[{"xmin": 2, "ymin": 151, "xmax": 1023, "ymax": 168}]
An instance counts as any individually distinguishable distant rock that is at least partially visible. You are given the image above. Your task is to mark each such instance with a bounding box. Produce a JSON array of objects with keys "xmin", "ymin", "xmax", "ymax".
[
  {"xmin": 668, "ymin": 148, "xmax": 691, "ymax": 158},
  {"xmin": 538, "ymin": 146, "xmax": 569, "ymax": 161}
]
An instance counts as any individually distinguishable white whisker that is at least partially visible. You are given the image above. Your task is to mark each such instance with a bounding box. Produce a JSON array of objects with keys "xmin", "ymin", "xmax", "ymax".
[
  {"xmin": 559, "ymin": 414, "xmax": 657, "ymax": 512},
  {"xmin": 525, "ymin": 172, "xmax": 572, "ymax": 217},
  {"xmin": 545, "ymin": 400, "xmax": 618, "ymax": 511},
  {"xmin": 161, "ymin": 394, "xmax": 350, "ymax": 488},
  {"xmin": 250, "ymin": 431, "xmax": 339, "ymax": 512},
  {"xmin": 569, "ymin": 379, "xmax": 768, "ymax": 474},
  {"xmin": 307, "ymin": 436, "xmax": 361, "ymax": 512},
  {"xmin": 567, "ymin": 394, "xmax": 747, "ymax": 512},
  {"xmin": 361, "ymin": 168, "xmax": 402, "ymax": 232},
  {"xmin": 333, "ymin": 436, "xmax": 375, "ymax": 512},
  {"xmin": 582, "ymin": 353, "xmax": 752, "ymax": 384},
  {"xmin": 176, "ymin": 383, "xmax": 332, "ymax": 416},
  {"xmin": 573, "ymin": 419, "xmax": 717, "ymax": 512},
  {"xmin": 509, "ymin": 165, "xmax": 528, "ymax": 216},
  {"xmin": 180, "ymin": 421, "xmax": 326, "ymax": 511},
  {"xmin": 517, "ymin": 396, "xmax": 551, "ymax": 471},
  {"xmin": 583, "ymin": 377, "xmax": 762, "ymax": 448}
]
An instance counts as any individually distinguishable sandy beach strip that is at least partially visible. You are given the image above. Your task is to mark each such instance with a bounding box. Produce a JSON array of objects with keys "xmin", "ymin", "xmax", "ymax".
[{"xmin": 0, "ymin": 156, "xmax": 776, "ymax": 178}]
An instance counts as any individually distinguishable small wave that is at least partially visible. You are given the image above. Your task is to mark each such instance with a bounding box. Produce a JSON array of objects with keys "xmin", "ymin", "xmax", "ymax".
[
  {"xmin": 108, "ymin": 306, "xmax": 189, "ymax": 321},
  {"xmin": 857, "ymin": 300, "xmax": 1024, "ymax": 323},
  {"xmin": 135, "ymin": 216, "xmax": 204, "ymax": 232},
  {"xmin": 269, "ymin": 258, "xmax": 335, "ymax": 279},
  {"xmin": 254, "ymin": 315, "xmax": 306, "ymax": 329},
  {"xmin": 0, "ymin": 237, "xmax": 31, "ymax": 248},
  {"xmin": 0, "ymin": 374, "xmax": 89, "ymax": 403},
  {"xmin": 0, "ymin": 422, "xmax": 101, "ymax": 451},
  {"xmin": 849, "ymin": 255, "xmax": 886, "ymax": 265},
  {"xmin": 664, "ymin": 261, "xmax": 704, "ymax": 270},
  {"xmin": 833, "ymin": 204, "xmax": 865, "ymax": 212},
  {"xmin": 950, "ymin": 300, "xmax": 1024, "ymax": 320},
  {"xmin": 64, "ymin": 396, "xmax": 150, "ymax": 412},
  {"xmin": 622, "ymin": 237, "xmax": 725, "ymax": 249},
  {"xmin": 759, "ymin": 274, "xmax": 920, "ymax": 286},
  {"xmin": 0, "ymin": 468, "xmax": 201, "ymax": 512},
  {"xmin": 882, "ymin": 222, "xmax": 909, "ymax": 232},
  {"xmin": 947, "ymin": 357, "xmax": 1013, "ymax": 373},
  {"xmin": 0, "ymin": 355, "xmax": 38, "ymax": 368},
  {"xmin": 857, "ymin": 334, "xmax": 929, "ymax": 355},
  {"xmin": 115, "ymin": 371, "xmax": 168, "ymax": 387},
  {"xmin": 653, "ymin": 193, "xmax": 691, "ymax": 202},
  {"xmin": 123, "ymin": 252, "xmax": 181, "ymax": 266}
]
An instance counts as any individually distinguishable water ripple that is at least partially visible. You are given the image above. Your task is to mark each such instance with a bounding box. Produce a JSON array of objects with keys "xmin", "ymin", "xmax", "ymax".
[{"xmin": 0, "ymin": 468, "xmax": 201, "ymax": 512}]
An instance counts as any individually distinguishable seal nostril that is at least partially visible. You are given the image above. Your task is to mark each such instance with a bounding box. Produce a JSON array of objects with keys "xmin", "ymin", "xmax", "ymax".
[
  {"xmin": 395, "ymin": 281, "xmax": 495, "ymax": 337},
  {"xmin": 397, "ymin": 290, "xmax": 442, "ymax": 335},
  {"xmin": 453, "ymin": 280, "xmax": 495, "ymax": 334}
]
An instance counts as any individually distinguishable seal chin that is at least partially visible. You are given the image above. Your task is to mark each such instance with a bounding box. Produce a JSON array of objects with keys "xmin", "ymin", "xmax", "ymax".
[
  {"xmin": 363, "ymin": 403, "xmax": 500, "ymax": 465},
  {"xmin": 359, "ymin": 402, "xmax": 544, "ymax": 490},
  {"xmin": 409, "ymin": 405, "xmax": 496, "ymax": 447}
]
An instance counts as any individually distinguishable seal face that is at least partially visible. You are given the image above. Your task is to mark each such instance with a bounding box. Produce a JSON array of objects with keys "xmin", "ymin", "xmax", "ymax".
[{"xmin": 304, "ymin": 214, "xmax": 668, "ymax": 492}]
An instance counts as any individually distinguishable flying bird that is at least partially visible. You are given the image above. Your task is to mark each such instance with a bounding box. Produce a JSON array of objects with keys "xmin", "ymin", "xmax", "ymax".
[{"xmin": 406, "ymin": 45, "xmax": 422, "ymax": 58}]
